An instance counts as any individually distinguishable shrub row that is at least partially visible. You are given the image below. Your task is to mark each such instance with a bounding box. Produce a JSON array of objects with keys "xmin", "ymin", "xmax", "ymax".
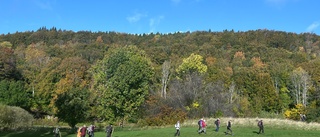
[{"xmin": 0, "ymin": 104, "xmax": 34, "ymax": 131}]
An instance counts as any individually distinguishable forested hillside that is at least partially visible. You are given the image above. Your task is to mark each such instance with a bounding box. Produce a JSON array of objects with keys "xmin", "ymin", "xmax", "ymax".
[{"xmin": 1, "ymin": 27, "xmax": 320, "ymax": 127}]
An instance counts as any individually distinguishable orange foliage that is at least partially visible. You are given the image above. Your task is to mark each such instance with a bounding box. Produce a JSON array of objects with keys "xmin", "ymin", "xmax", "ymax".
[
  {"xmin": 96, "ymin": 36, "xmax": 103, "ymax": 43},
  {"xmin": 234, "ymin": 51, "xmax": 245, "ymax": 60},
  {"xmin": 251, "ymin": 57, "xmax": 266, "ymax": 68},
  {"xmin": 205, "ymin": 56, "xmax": 216, "ymax": 66},
  {"xmin": 225, "ymin": 67, "xmax": 233, "ymax": 75}
]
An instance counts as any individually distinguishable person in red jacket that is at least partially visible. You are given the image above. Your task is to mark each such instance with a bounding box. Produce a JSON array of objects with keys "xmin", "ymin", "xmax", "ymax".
[
  {"xmin": 80, "ymin": 125, "xmax": 87, "ymax": 137},
  {"xmin": 199, "ymin": 119, "xmax": 206, "ymax": 134}
]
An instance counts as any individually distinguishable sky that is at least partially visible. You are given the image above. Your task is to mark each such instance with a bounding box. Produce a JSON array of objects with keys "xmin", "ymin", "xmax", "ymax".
[{"xmin": 0, "ymin": 0, "xmax": 319, "ymax": 35}]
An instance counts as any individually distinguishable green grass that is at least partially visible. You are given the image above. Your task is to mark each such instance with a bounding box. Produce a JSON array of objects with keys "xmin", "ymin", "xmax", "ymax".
[{"xmin": 1, "ymin": 126, "xmax": 319, "ymax": 137}]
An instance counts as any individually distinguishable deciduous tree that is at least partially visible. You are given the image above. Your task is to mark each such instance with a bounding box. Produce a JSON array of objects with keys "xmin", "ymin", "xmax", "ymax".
[{"xmin": 91, "ymin": 46, "xmax": 154, "ymax": 123}]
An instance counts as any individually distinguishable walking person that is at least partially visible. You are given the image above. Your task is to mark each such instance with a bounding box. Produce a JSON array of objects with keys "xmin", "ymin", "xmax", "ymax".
[
  {"xmin": 77, "ymin": 127, "xmax": 81, "ymax": 137},
  {"xmin": 199, "ymin": 119, "xmax": 207, "ymax": 134},
  {"xmin": 197, "ymin": 118, "xmax": 203, "ymax": 133},
  {"xmin": 198, "ymin": 118, "xmax": 203, "ymax": 134},
  {"xmin": 215, "ymin": 118, "xmax": 220, "ymax": 132},
  {"xmin": 258, "ymin": 120, "xmax": 264, "ymax": 134},
  {"xmin": 80, "ymin": 125, "xmax": 87, "ymax": 137},
  {"xmin": 106, "ymin": 124, "xmax": 113, "ymax": 137},
  {"xmin": 87, "ymin": 124, "xmax": 95, "ymax": 137},
  {"xmin": 174, "ymin": 121, "xmax": 180, "ymax": 136},
  {"xmin": 53, "ymin": 126, "xmax": 60, "ymax": 137},
  {"xmin": 225, "ymin": 120, "xmax": 233, "ymax": 135}
]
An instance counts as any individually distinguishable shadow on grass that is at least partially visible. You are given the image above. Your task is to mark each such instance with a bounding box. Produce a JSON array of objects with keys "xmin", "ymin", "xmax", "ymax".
[{"xmin": 252, "ymin": 131, "xmax": 259, "ymax": 134}]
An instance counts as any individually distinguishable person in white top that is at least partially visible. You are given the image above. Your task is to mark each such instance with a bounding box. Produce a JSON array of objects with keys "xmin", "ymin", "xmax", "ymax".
[{"xmin": 174, "ymin": 121, "xmax": 180, "ymax": 136}]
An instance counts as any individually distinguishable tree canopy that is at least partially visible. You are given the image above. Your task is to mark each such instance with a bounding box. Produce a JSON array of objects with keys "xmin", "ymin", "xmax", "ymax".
[
  {"xmin": 1, "ymin": 28, "xmax": 320, "ymax": 125},
  {"xmin": 91, "ymin": 46, "xmax": 154, "ymax": 123}
]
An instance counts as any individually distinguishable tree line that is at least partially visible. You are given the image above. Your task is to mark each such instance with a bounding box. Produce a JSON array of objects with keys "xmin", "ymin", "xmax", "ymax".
[{"xmin": 0, "ymin": 27, "xmax": 320, "ymax": 127}]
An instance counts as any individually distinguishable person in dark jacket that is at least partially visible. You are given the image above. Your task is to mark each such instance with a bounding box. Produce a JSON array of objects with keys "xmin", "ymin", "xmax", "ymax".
[
  {"xmin": 225, "ymin": 120, "xmax": 233, "ymax": 135},
  {"xmin": 215, "ymin": 118, "xmax": 220, "ymax": 132},
  {"xmin": 258, "ymin": 120, "xmax": 264, "ymax": 134},
  {"xmin": 197, "ymin": 118, "xmax": 203, "ymax": 133},
  {"xmin": 106, "ymin": 124, "xmax": 113, "ymax": 137}
]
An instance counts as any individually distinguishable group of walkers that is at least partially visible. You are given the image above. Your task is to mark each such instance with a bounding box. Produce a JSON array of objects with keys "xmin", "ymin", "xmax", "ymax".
[
  {"xmin": 198, "ymin": 118, "xmax": 207, "ymax": 134},
  {"xmin": 53, "ymin": 118, "xmax": 265, "ymax": 137},
  {"xmin": 77, "ymin": 124, "xmax": 113, "ymax": 137},
  {"xmin": 173, "ymin": 118, "xmax": 265, "ymax": 136},
  {"xmin": 53, "ymin": 123, "xmax": 114, "ymax": 137},
  {"xmin": 77, "ymin": 124, "xmax": 95, "ymax": 137}
]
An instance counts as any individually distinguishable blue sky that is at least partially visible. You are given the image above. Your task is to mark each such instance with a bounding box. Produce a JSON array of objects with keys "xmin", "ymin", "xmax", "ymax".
[{"xmin": 0, "ymin": 0, "xmax": 319, "ymax": 35}]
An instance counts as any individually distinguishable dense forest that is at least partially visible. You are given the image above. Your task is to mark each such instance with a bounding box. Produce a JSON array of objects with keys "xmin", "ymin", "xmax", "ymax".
[{"xmin": 1, "ymin": 27, "xmax": 320, "ymax": 127}]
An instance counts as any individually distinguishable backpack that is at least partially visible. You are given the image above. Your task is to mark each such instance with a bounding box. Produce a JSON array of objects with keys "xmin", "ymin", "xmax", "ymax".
[
  {"xmin": 215, "ymin": 120, "xmax": 218, "ymax": 125},
  {"xmin": 258, "ymin": 121, "xmax": 261, "ymax": 127}
]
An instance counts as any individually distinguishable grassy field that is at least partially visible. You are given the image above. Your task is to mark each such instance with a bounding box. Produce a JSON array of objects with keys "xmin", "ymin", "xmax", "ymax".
[
  {"xmin": 1, "ymin": 118, "xmax": 320, "ymax": 137},
  {"xmin": 1, "ymin": 126, "xmax": 319, "ymax": 137}
]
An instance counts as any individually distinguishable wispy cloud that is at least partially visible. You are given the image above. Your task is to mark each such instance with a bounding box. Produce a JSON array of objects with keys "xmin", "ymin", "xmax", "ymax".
[
  {"xmin": 306, "ymin": 22, "xmax": 319, "ymax": 32},
  {"xmin": 127, "ymin": 12, "xmax": 147, "ymax": 23},
  {"xmin": 149, "ymin": 16, "xmax": 165, "ymax": 32}
]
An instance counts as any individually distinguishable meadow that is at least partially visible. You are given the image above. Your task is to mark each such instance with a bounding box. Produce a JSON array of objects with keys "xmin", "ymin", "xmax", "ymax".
[{"xmin": 1, "ymin": 118, "xmax": 320, "ymax": 137}]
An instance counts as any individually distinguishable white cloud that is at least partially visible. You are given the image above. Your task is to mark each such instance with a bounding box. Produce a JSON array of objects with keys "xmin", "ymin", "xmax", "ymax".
[
  {"xmin": 127, "ymin": 12, "xmax": 147, "ymax": 23},
  {"xmin": 149, "ymin": 16, "xmax": 164, "ymax": 32},
  {"xmin": 306, "ymin": 22, "xmax": 319, "ymax": 32}
]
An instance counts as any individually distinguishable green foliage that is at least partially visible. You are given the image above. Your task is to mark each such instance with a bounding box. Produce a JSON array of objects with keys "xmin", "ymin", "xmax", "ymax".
[
  {"xmin": 54, "ymin": 87, "xmax": 90, "ymax": 128},
  {"xmin": 91, "ymin": 46, "xmax": 154, "ymax": 122},
  {"xmin": 0, "ymin": 80, "xmax": 30, "ymax": 110},
  {"xmin": 306, "ymin": 107, "xmax": 320, "ymax": 123},
  {"xmin": 0, "ymin": 104, "xmax": 34, "ymax": 130}
]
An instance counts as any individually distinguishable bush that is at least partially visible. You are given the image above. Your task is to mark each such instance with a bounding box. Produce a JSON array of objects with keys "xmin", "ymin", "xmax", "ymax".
[
  {"xmin": 138, "ymin": 106, "xmax": 187, "ymax": 127},
  {"xmin": 0, "ymin": 104, "xmax": 34, "ymax": 130},
  {"xmin": 306, "ymin": 107, "xmax": 320, "ymax": 123},
  {"xmin": 284, "ymin": 104, "xmax": 305, "ymax": 120}
]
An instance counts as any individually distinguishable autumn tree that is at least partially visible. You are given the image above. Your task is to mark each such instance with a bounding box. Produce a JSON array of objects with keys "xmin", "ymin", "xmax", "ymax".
[
  {"xmin": 176, "ymin": 53, "xmax": 207, "ymax": 79},
  {"xmin": 0, "ymin": 41, "xmax": 19, "ymax": 80}
]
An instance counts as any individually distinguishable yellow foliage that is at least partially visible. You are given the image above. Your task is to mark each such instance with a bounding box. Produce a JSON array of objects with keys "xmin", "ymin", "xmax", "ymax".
[
  {"xmin": 176, "ymin": 53, "xmax": 207, "ymax": 74},
  {"xmin": 0, "ymin": 41, "xmax": 12, "ymax": 48},
  {"xmin": 185, "ymin": 106, "xmax": 191, "ymax": 111},
  {"xmin": 192, "ymin": 101, "xmax": 200, "ymax": 108},
  {"xmin": 284, "ymin": 103, "xmax": 306, "ymax": 120}
]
